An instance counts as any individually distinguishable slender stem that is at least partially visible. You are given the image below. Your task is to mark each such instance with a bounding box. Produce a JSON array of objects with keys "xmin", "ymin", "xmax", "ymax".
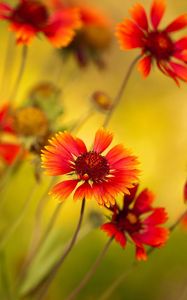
[
  {"xmin": 16, "ymin": 178, "xmax": 59, "ymax": 285},
  {"xmin": 0, "ymin": 183, "xmax": 37, "ymax": 250},
  {"xmin": 98, "ymin": 209, "xmax": 187, "ymax": 300},
  {"xmin": 10, "ymin": 45, "xmax": 28, "ymax": 101},
  {"xmin": 65, "ymin": 237, "xmax": 113, "ymax": 300},
  {"xmin": 103, "ymin": 55, "xmax": 141, "ymax": 128},
  {"xmin": 0, "ymin": 251, "xmax": 14, "ymax": 300},
  {"xmin": 70, "ymin": 108, "xmax": 94, "ymax": 134},
  {"xmin": 24, "ymin": 198, "xmax": 86, "ymax": 299},
  {"xmin": 0, "ymin": 33, "xmax": 14, "ymax": 101}
]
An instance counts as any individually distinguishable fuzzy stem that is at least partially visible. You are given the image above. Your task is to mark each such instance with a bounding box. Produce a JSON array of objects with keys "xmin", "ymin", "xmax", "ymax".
[
  {"xmin": 103, "ymin": 55, "xmax": 141, "ymax": 128},
  {"xmin": 65, "ymin": 237, "xmax": 113, "ymax": 300},
  {"xmin": 98, "ymin": 209, "xmax": 187, "ymax": 300},
  {"xmin": 24, "ymin": 198, "xmax": 86, "ymax": 299},
  {"xmin": 10, "ymin": 45, "xmax": 28, "ymax": 101}
]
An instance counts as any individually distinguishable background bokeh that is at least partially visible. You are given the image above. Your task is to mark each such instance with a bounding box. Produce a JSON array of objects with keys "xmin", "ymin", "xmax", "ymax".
[{"xmin": 0, "ymin": 0, "xmax": 187, "ymax": 299}]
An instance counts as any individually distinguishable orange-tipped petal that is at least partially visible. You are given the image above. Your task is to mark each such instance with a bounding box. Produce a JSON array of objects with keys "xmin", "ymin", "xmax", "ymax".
[
  {"xmin": 44, "ymin": 8, "xmax": 81, "ymax": 48},
  {"xmin": 138, "ymin": 55, "xmax": 152, "ymax": 78},
  {"xmin": 136, "ymin": 246, "xmax": 147, "ymax": 261},
  {"xmin": 73, "ymin": 182, "xmax": 92, "ymax": 201},
  {"xmin": 150, "ymin": 0, "xmax": 165, "ymax": 29},
  {"xmin": 116, "ymin": 19, "xmax": 144, "ymax": 50},
  {"xmin": 129, "ymin": 3, "xmax": 148, "ymax": 31},
  {"xmin": 93, "ymin": 128, "xmax": 113, "ymax": 153},
  {"xmin": 50, "ymin": 179, "xmax": 78, "ymax": 201}
]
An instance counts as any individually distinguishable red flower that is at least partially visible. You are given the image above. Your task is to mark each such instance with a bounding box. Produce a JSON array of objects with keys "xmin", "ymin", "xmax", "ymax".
[
  {"xmin": 41, "ymin": 128, "xmax": 139, "ymax": 206},
  {"xmin": 51, "ymin": 0, "xmax": 112, "ymax": 67},
  {"xmin": 101, "ymin": 185, "xmax": 169, "ymax": 260},
  {"xmin": 0, "ymin": 104, "xmax": 15, "ymax": 134},
  {"xmin": 116, "ymin": 0, "xmax": 187, "ymax": 85},
  {"xmin": 0, "ymin": 0, "xmax": 81, "ymax": 46},
  {"xmin": 0, "ymin": 143, "xmax": 21, "ymax": 165}
]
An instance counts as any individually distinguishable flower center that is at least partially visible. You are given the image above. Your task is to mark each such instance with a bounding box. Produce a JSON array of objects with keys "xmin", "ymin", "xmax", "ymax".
[
  {"xmin": 145, "ymin": 31, "xmax": 174, "ymax": 60},
  {"xmin": 75, "ymin": 151, "xmax": 109, "ymax": 182},
  {"xmin": 11, "ymin": 0, "xmax": 49, "ymax": 30},
  {"xmin": 126, "ymin": 212, "xmax": 138, "ymax": 224}
]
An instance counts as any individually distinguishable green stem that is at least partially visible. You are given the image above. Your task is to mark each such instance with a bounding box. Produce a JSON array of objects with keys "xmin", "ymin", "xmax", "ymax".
[
  {"xmin": 10, "ymin": 45, "xmax": 28, "ymax": 101},
  {"xmin": 24, "ymin": 198, "xmax": 86, "ymax": 299},
  {"xmin": 65, "ymin": 237, "xmax": 113, "ymax": 300},
  {"xmin": 103, "ymin": 55, "xmax": 141, "ymax": 128}
]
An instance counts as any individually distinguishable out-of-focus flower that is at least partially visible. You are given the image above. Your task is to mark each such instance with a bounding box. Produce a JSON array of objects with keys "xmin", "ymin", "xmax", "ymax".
[
  {"xmin": 28, "ymin": 81, "xmax": 63, "ymax": 123},
  {"xmin": 0, "ymin": 103, "xmax": 15, "ymax": 134},
  {"xmin": 91, "ymin": 91, "xmax": 112, "ymax": 112},
  {"xmin": 13, "ymin": 106, "xmax": 49, "ymax": 137},
  {"xmin": 116, "ymin": 0, "xmax": 187, "ymax": 85},
  {"xmin": 101, "ymin": 185, "xmax": 169, "ymax": 260},
  {"xmin": 0, "ymin": 104, "xmax": 22, "ymax": 165},
  {"xmin": 0, "ymin": 0, "xmax": 81, "ymax": 46},
  {"xmin": 54, "ymin": 1, "xmax": 112, "ymax": 68},
  {"xmin": 0, "ymin": 143, "xmax": 21, "ymax": 165},
  {"xmin": 41, "ymin": 128, "xmax": 139, "ymax": 207}
]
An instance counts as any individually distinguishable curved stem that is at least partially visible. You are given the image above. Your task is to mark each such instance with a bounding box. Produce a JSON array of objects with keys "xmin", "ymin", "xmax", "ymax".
[
  {"xmin": 65, "ymin": 237, "xmax": 113, "ymax": 300},
  {"xmin": 103, "ymin": 55, "xmax": 141, "ymax": 128},
  {"xmin": 98, "ymin": 209, "xmax": 187, "ymax": 300},
  {"xmin": 24, "ymin": 198, "xmax": 86, "ymax": 299},
  {"xmin": 10, "ymin": 45, "xmax": 28, "ymax": 101}
]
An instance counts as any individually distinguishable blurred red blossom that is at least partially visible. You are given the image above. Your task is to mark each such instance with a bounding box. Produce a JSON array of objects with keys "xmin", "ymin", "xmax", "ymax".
[
  {"xmin": 116, "ymin": 0, "xmax": 187, "ymax": 85},
  {"xmin": 0, "ymin": 103, "xmax": 15, "ymax": 134},
  {"xmin": 41, "ymin": 128, "xmax": 139, "ymax": 207},
  {"xmin": 0, "ymin": 104, "xmax": 22, "ymax": 165},
  {"xmin": 51, "ymin": 0, "xmax": 112, "ymax": 67},
  {"xmin": 101, "ymin": 185, "xmax": 169, "ymax": 260},
  {"xmin": 183, "ymin": 180, "xmax": 187, "ymax": 203},
  {"xmin": 0, "ymin": 143, "xmax": 21, "ymax": 165},
  {"xmin": 0, "ymin": 0, "xmax": 81, "ymax": 46}
]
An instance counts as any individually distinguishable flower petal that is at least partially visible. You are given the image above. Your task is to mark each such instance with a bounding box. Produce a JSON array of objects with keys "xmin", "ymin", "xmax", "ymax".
[
  {"xmin": 101, "ymin": 223, "xmax": 126, "ymax": 247},
  {"xmin": 116, "ymin": 18, "xmax": 145, "ymax": 49},
  {"xmin": 129, "ymin": 3, "xmax": 148, "ymax": 31},
  {"xmin": 43, "ymin": 8, "xmax": 81, "ymax": 48},
  {"xmin": 133, "ymin": 189, "xmax": 154, "ymax": 214},
  {"xmin": 138, "ymin": 55, "xmax": 152, "ymax": 78},
  {"xmin": 93, "ymin": 128, "xmax": 113, "ymax": 153},
  {"xmin": 174, "ymin": 37, "xmax": 187, "ymax": 51},
  {"xmin": 73, "ymin": 182, "xmax": 92, "ymax": 201},
  {"xmin": 50, "ymin": 179, "xmax": 78, "ymax": 201},
  {"xmin": 169, "ymin": 62, "xmax": 187, "ymax": 82},
  {"xmin": 0, "ymin": 143, "xmax": 21, "ymax": 165},
  {"xmin": 144, "ymin": 208, "xmax": 168, "ymax": 226},
  {"xmin": 165, "ymin": 14, "xmax": 187, "ymax": 33},
  {"xmin": 135, "ymin": 245, "xmax": 147, "ymax": 261},
  {"xmin": 134, "ymin": 227, "xmax": 169, "ymax": 247},
  {"xmin": 0, "ymin": 2, "xmax": 12, "ymax": 19},
  {"xmin": 150, "ymin": 0, "xmax": 165, "ymax": 29}
]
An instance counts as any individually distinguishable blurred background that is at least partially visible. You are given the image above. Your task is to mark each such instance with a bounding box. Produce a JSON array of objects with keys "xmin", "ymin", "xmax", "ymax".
[{"xmin": 0, "ymin": 0, "xmax": 187, "ymax": 299}]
